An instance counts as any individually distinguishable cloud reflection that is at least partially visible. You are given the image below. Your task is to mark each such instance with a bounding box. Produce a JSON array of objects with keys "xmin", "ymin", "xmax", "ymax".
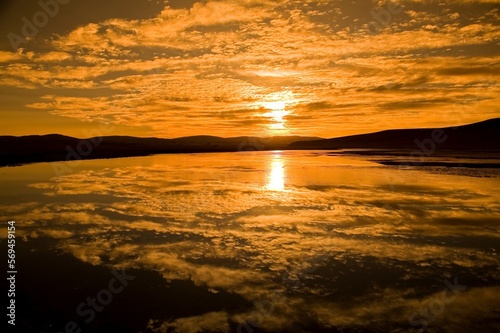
[{"xmin": 1, "ymin": 151, "xmax": 499, "ymax": 332}]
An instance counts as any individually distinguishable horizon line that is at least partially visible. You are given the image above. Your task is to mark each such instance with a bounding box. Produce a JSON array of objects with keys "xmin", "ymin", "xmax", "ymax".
[{"xmin": 2, "ymin": 117, "xmax": 498, "ymax": 141}]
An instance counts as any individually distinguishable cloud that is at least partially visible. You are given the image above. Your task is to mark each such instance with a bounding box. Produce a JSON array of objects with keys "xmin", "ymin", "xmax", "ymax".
[
  {"xmin": 5, "ymin": 151, "xmax": 499, "ymax": 331},
  {"xmin": 0, "ymin": 51, "xmax": 22, "ymax": 62},
  {"xmin": 149, "ymin": 311, "xmax": 230, "ymax": 333},
  {"xmin": 0, "ymin": 0, "xmax": 498, "ymax": 138}
]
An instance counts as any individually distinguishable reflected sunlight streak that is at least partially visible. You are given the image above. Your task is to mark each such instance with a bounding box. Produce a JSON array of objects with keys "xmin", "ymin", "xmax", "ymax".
[{"xmin": 266, "ymin": 153, "xmax": 285, "ymax": 191}]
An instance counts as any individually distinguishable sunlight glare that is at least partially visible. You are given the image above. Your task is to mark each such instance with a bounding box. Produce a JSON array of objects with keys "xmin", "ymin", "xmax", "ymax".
[
  {"xmin": 264, "ymin": 101, "xmax": 286, "ymax": 111},
  {"xmin": 266, "ymin": 153, "xmax": 285, "ymax": 191},
  {"xmin": 263, "ymin": 101, "xmax": 288, "ymax": 131}
]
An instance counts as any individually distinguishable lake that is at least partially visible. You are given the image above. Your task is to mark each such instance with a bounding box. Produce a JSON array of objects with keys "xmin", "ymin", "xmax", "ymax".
[{"xmin": 1, "ymin": 151, "xmax": 499, "ymax": 333}]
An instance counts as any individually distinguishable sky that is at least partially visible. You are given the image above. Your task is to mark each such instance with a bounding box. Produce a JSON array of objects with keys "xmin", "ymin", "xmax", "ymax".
[{"xmin": 0, "ymin": 0, "xmax": 498, "ymax": 138}]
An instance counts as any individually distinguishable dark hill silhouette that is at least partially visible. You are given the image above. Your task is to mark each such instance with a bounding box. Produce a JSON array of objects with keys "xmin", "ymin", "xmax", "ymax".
[
  {"xmin": 289, "ymin": 118, "xmax": 500, "ymax": 152},
  {"xmin": 0, "ymin": 134, "xmax": 321, "ymax": 167},
  {"xmin": 1, "ymin": 118, "xmax": 498, "ymax": 167}
]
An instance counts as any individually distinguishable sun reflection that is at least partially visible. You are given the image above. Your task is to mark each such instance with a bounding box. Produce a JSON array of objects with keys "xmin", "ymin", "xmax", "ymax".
[{"xmin": 266, "ymin": 152, "xmax": 285, "ymax": 191}]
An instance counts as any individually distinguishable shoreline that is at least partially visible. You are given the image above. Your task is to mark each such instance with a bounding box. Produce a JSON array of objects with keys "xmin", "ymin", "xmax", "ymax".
[
  {"xmin": 374, "ymin": 160, "xmax": 500, "ymax": 168},
  {"xmin": 2, "ymin": 148, "xmax": 500, "ymax": 169}
]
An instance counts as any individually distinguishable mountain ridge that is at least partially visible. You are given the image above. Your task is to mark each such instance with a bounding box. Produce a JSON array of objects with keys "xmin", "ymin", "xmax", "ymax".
[
  {"xmin": 1, "ymin": 118, "xmax": 498, "ymax": 167},
  {"xmin": 0, "ymin": 134, "xmax": 322, "ymax": 167},
  {"xmin": 289, "ymin": 118, "xmax": 500, "ymax": 151}
]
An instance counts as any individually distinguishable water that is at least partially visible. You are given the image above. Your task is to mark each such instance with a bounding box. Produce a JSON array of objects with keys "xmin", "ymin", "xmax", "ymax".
[{"xmin": 1, "ymin": 151, "xmax": 499, "ymax": 333}]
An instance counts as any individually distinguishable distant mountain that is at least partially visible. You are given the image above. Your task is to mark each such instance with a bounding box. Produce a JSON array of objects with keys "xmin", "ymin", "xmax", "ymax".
[
  {"xmin": 1, "ymin": 119, "xmax": 498, "ymax": 167},
  {"xmin": 289, "ymin": 118, "xmax": 500, "ymax": 152},
  {"xmin": 0, "ymin": 134, "xmax": 321, "ymax": 167}
]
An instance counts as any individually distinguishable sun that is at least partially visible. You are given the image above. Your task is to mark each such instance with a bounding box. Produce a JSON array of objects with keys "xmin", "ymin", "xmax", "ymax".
[
  {"xmin": 263, "ymin": 101, "xmax": 289, "ymax": 131},
  {"xmin": 264, "ymin": 101, "xmax": 286, "ymax": 111},
  {"xmin": 258, "ymin": 91, "xmax": 299, "ymax": 133}
]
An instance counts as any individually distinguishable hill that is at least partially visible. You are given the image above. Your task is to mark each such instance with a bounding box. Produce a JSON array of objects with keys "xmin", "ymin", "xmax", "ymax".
[
  {"xmin": 1, "ymin": 118, "xmax": 498, "ymax": 167},
  {"xmin": 289, "ymin": 118, "xmax": 500, "ymax": 152},
  {"xmin": 0, "ymin": 134, "xmax": 321, "ymax": 167}
]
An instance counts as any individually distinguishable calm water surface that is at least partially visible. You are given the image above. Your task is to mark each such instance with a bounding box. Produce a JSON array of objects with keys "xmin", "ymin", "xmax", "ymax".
[{"xmin": 1, "ymin": 151, "xmax": 499, "ymax": 333}]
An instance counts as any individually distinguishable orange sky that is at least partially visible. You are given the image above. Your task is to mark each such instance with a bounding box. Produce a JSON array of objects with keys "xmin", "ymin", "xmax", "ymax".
[{"xmin": 0, "ymin": 0, "xmax": 498, "ymax": 138}]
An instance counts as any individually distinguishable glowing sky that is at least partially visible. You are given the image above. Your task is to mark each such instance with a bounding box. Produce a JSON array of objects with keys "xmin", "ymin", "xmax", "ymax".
[{"xmin": 0, "ymin": 0, "xmax": 498, "ymax": 138}]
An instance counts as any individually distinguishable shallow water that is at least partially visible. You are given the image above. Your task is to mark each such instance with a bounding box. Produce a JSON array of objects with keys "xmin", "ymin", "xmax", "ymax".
[{"xmin": 1, "ymin": 151, "xmax": 499, "ymax": 333}]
